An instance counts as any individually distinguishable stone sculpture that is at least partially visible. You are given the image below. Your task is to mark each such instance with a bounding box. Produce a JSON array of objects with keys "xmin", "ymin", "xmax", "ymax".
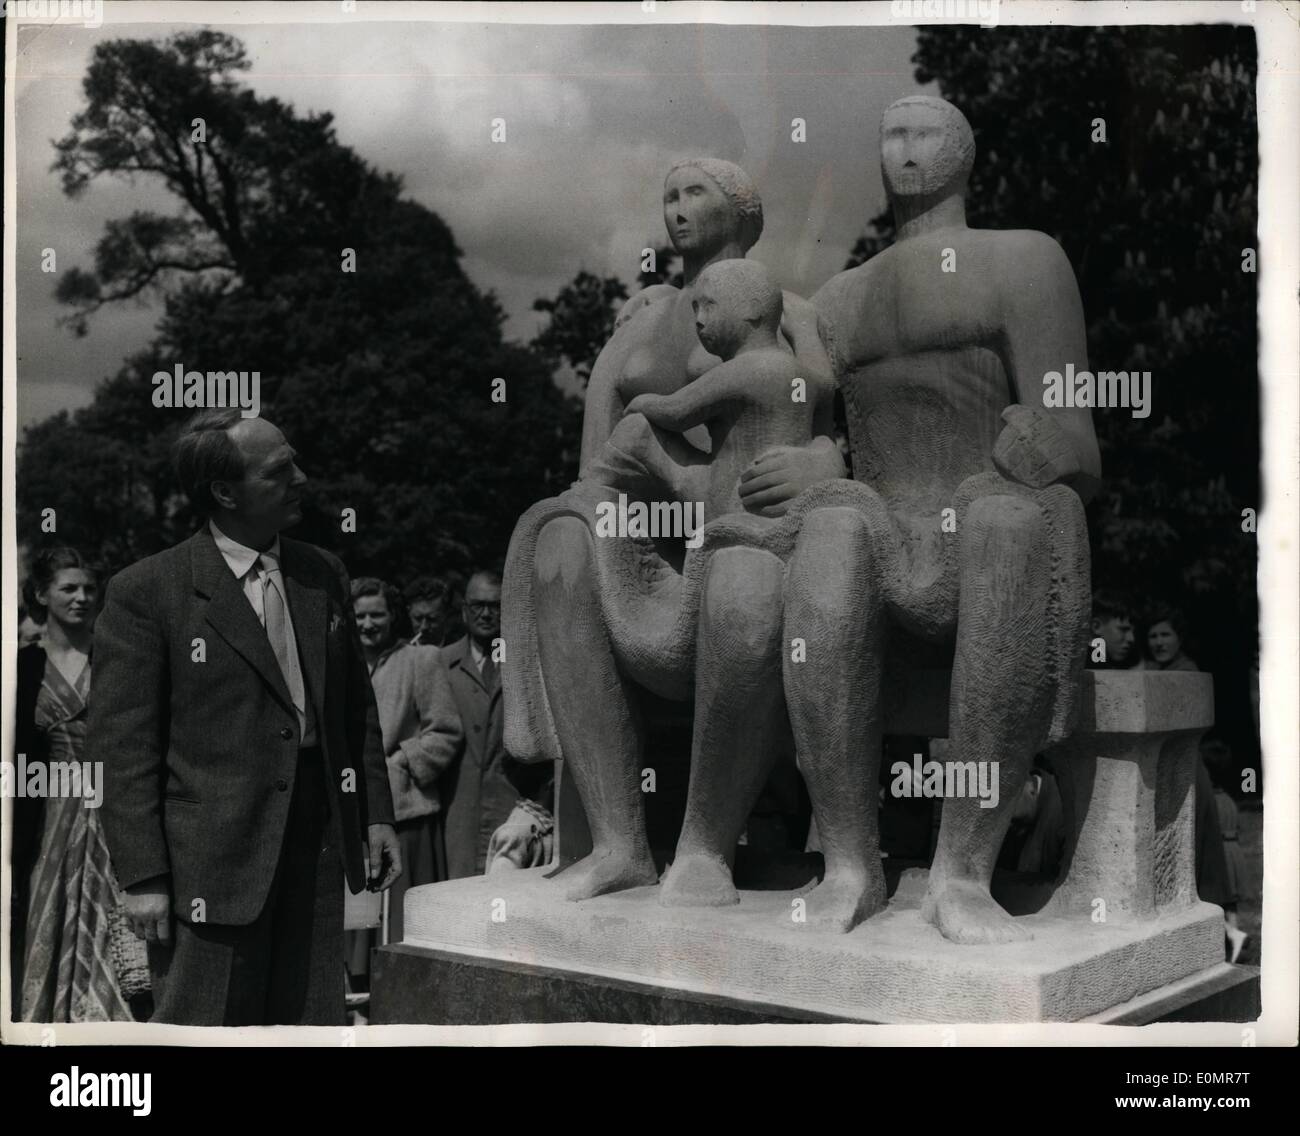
[
  {"xmin": 502, "ymin": 159, "xmax": 836, "ymax": 903},
  {"xmin": 504, "ymin": 97, "xmax": 1099, "ymax": 944},
  {"xmin": 785, "ymin": 94, "xmax": 1100, "ymax": 939},
  {"xmin": 591, "ymin": 257, "xmax": 829, "ymax": 521},
  {"xmin": 390, "ymin": 101, "xmax": 1242, "ymax": 1026}
]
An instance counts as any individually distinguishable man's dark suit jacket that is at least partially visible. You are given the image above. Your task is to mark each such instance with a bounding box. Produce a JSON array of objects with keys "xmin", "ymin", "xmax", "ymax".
[
  {"xmin": 440, "ymin": 636, "xmax": 550, "ymax": 879},
  {"xmin": 90, "ymin": 528, "xmax": 394, "ymax": 925}
]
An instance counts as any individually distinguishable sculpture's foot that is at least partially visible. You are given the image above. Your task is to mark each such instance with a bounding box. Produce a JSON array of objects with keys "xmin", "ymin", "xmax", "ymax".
[
  {"xmin": 554, "ymin": 847, "xmax": 658, "ymax": 901},
  {"xmin": 922, "ymin": 879, "xmax": 1033, "ymax": 945},
  {"xmin": 795, "ymin": 868, "xmax": 886, "ymax": 933},
  {"xmin": 659, "ymin": 853, "xmax": 740, "ymax": 907}
]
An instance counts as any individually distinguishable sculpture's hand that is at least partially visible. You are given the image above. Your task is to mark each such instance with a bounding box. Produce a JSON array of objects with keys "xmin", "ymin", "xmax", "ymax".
[
  {"xmin": 624, "ymin": 393, "xmax": 665, "ymax": 421},
  {"xmin": 738, "ymin": 435, "xmax": 846, "ymax": 517},
  {"xmin": 992, "ymin": 404, "xmax": 1082, "ymax": 489}
]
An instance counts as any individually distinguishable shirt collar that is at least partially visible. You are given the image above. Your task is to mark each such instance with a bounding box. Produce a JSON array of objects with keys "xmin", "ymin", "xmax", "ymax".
[
  {"xmin": 209, "ymin": 520, "xmax": 281, "ymax": 579},
  {"xmin": 469, "ymin": 639, "xmax": 485, "ymax": 666}
]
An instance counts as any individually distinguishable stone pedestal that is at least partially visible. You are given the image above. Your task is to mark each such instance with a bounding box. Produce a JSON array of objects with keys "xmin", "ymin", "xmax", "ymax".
[
  {"xmin": 378, "ymin": 867, "xmax": 1226, "ymax": 1023},
  {"xmin": 374, "ymin": 672, "xmax": 1240, "ymax": 1024}
]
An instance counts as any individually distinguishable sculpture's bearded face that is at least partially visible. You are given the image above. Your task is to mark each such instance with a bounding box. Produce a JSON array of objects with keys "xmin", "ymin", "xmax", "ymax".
[
  {"xmin": 663, "ymin": 167, "xmax": 740, "ymax": 257},
  {"xmin": 879, "ymin": 99, "xmax": 974, "ymax": 202}
]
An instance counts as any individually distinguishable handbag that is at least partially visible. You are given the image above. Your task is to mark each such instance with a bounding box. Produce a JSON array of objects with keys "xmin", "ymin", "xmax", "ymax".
[{"xmin": 107, "ymin": 884, "xmax": 152, "ymax": 999}]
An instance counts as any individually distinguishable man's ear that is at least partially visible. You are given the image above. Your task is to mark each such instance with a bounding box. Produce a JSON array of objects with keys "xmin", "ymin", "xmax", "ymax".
[
  {"xmin": 1090, "ymin": 617, "xmax": 1102, "ymax": 635},
  {"xmin": 209, "ymin": 480, "xmax": 238, "ymax": 511}
]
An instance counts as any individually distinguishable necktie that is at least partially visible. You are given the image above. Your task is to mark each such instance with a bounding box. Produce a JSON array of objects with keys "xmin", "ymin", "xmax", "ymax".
[
  {"xmin": 259, "ymin": 553, "xmax": 308, "ymax": 735},
  {"xmin": 479, "ymin": 650, "xmax": 499, "ymax": 693}
]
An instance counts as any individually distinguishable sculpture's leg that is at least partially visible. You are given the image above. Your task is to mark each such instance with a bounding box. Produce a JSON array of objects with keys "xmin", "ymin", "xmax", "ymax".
[
  {"xmin": 923, "ymin": 494, "xmax": 1053, "ymax": 944},
  {"xmin": 535, "ymin": 517, "xmax": 658, "ymax": 900},
  {"xmin": 661, "ymin": 547, "xmax": 787, "ymax": 907},
  {"xmin": 783, "ymin": 507, "xmax": 886, "ymax": 933}
]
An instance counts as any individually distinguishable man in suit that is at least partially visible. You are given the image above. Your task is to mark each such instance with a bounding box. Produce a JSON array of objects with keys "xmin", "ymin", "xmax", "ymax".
[
  {"xmin": 91, "ymin": 408, "xmax": 401, "ymax": 1026},
  {"xmin": 441, "ymin": 570, "xmax": 551, "ymax": 878}
]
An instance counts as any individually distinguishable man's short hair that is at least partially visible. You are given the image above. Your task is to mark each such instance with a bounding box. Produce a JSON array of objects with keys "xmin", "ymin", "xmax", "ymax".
[
  {"xmin": 172, "ymin": 407, "xmax": 247, "ymax": 516},
  {"xmin": 404, "ymin": 576, "xmax": 451, "ymax": 607},
  {"xmin": 465, "ymin": 568, "xmax": 503, "ymax": 592},
  {"xmin": 351, "ymin": 576, "xmax": 404, "ymax": 619},
  {"xmin": 1092, "ymin": 588, "xmax": 1135, "ymax": 623}
]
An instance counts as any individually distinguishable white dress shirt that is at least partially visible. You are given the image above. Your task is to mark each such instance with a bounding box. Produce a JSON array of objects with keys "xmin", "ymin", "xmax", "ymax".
[{"xmin": 209, "ymin": 520, "xmax": 317, "ymax": 746}]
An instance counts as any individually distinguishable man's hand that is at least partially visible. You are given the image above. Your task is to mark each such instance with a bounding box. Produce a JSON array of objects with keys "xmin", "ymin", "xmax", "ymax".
[
  {"xmin": 738, "ymin": 435, "xmax": 847, "ymax": 517},
  {"xmin": 992, "ymin": 404, "xmax": 1082, "ymax": 490},
  {"xmin": 123, "ymin": 876, "xmax": 172, "ymax": 946},
  {"xmin": 366, "ymin": 823, "xmax": 402, "ymax": 892}
]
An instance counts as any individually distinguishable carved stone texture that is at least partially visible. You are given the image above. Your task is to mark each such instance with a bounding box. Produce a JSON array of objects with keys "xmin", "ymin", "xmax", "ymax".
[
  {"xmin": 790, "ymin": 94, "xmax": 1100, "ymax": 942},
  {"xmin": 399, "ymin": 671, "xmax": 1224, "ymax": 1022},
  {"xmin": 1049, "ymin": 670, "xmax": 1214, "ymax": 921},
  {"xmin": 501, "ymin": 159, "xmax": 833, "ymax": 910}
]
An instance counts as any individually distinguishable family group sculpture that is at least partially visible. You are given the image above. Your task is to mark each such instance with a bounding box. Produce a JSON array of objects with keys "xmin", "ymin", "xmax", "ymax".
[{"xmin": 501, "ymin": 96, "xmax": 1099, "ymax": 946}]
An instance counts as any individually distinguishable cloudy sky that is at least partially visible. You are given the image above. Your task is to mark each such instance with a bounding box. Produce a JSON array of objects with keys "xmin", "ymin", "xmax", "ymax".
[{"xmin": 13, "ymin": 14, "xmax": 926, "ymax": 429}]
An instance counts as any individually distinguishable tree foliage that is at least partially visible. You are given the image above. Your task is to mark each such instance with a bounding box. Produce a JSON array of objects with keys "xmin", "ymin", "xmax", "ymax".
[
  {"xmin": 530, "ymin": 243, "xmax": 684, "ymax": 388},
  {"xmin": 22, "ymin": 31, "xmax": 581, "ymax": 584},
  {"xmin": 847, "ymin": 25, "xmax": 1259, "ymax": 754},
  {"xmin": 850, "ymin": 26, "xmax": 1258, "ymax": 606},
  {"xmin": 531, "ymin": 270, "xmax": 629, "ymax": 388}
]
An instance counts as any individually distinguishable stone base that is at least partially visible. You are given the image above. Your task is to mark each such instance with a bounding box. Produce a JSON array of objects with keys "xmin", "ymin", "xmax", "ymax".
[
  {"xmin": 370, "ymin": 946, "xmax": 1258, "ymax": 1026},
  {"xmin": 383, "ymin": 867, "xmax": 1228, "ymax": 1024}
]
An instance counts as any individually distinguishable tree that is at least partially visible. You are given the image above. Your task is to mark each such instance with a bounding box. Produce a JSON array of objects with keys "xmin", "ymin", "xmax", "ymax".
[
  {"xmin": 847, "ymin": 24, "xmax": 1259, "ymax": 760},
  {"xmin": 20, "ymin": 30, "xmax": 581, "ymax": 584},
  {"xmin": 530, "ymin": 242, "xmax": 685, "ymax": 390},
  {"xmin": 531, "ymin": 270, "xmax": 629, "ymax": 388}
]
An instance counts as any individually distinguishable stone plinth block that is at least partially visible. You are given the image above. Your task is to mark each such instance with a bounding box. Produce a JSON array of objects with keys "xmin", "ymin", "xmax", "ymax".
[
  {"xmin": 396, "ymin": 868, "xmax": 1224, "ymax": 1024},
  {"xmin": 1047, "ymin": 670, "xmax": 1214, "ymax": 922}
]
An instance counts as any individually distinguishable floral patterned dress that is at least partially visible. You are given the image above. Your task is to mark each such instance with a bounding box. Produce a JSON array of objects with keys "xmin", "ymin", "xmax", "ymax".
[{"xmin": 20, "ymin": 657, "xmax": 135, "ymax": 1022}]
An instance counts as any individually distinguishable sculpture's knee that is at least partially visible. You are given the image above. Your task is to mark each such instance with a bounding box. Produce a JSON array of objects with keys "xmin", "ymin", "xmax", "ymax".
[
  {"xmin": 963, "ymin": 494, "xmax": 1045, "ymax": 546},
  {"xmin": 789, "ymin": 507, "xmax": 873, "ymax": 615},
  {"xmin": 803, "ymin": 505, "xmax": 872, "ymax": 545},
  {"xmin": 701, "ymin": 548, "xmax": 784, "ymax": 659},
  {"xmin": 536, "ymin": 516, "xmax": 596, "ymax": 593}
]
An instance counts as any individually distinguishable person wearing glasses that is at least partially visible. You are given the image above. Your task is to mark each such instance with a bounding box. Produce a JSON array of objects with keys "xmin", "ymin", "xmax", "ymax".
[{"xmin": 439, "ymin": 570, "xmax": 552, "ymax": 879}]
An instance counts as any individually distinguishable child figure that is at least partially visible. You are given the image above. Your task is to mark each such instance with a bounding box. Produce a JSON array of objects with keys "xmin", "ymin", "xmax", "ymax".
[{"xmin": 585, "ymin": 258, "xmax": 831, "ymax": 525}]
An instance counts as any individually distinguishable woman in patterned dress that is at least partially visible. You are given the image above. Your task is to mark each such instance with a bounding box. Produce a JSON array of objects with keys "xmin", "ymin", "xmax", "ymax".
[{"xmin": 19, "ymin": 547, "xmax": 146, "ymax": 1022}]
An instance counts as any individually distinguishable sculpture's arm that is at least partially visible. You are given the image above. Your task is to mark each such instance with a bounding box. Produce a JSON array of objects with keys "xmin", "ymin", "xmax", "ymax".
[
  {"xmin": 996, "ymin": 233, "xmax": 1103, "ymax": 502},
  {"xmin": 624, "ymin": 364, "xmax": 747, "ymax": 432},
  {"xmin": 781, "ymin": 291, "xmax": 837, "ymax": 437},
  {"xmin": 580, "ymin": 321, "xmax": 636, "ymax": 472},
  {"xmin": 735, "ymin": 288, "xmax": 846, "ymax": 516}
]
